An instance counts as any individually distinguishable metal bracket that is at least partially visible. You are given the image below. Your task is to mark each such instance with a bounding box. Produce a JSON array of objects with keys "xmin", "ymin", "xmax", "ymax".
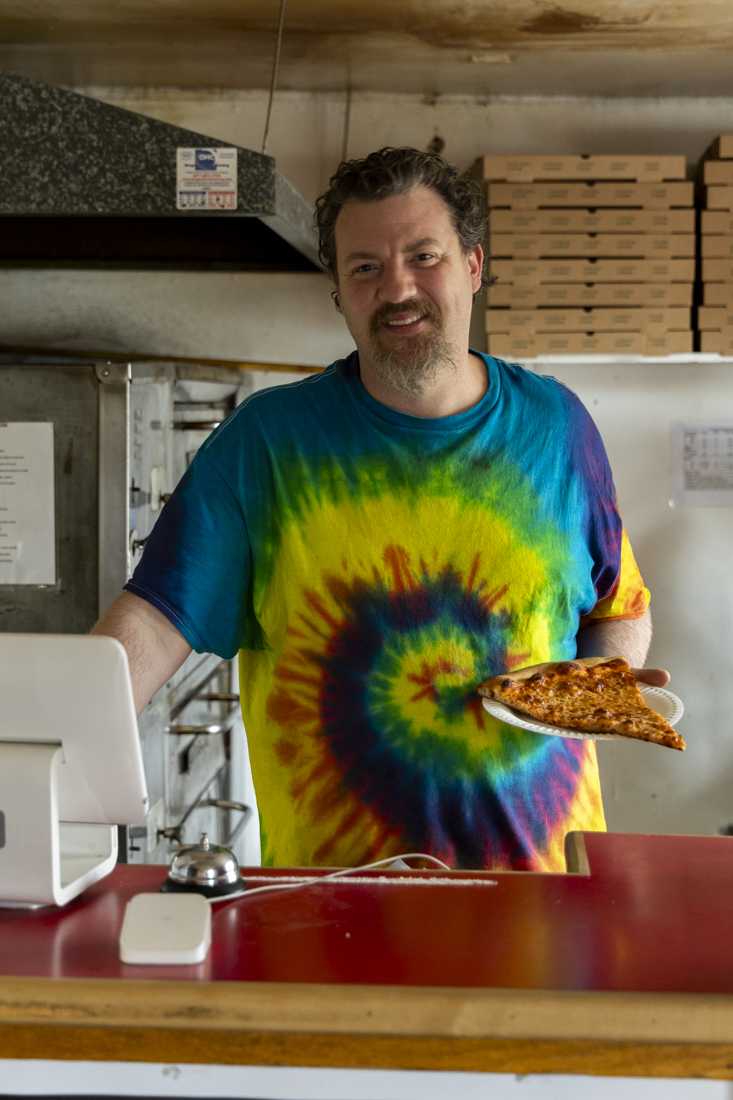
[
  {"xmin": 167, "ymin": 723, "xmax": 227, "ymax": 737},
  {"xmin": 158, "ymin": 765, "xmax": 251, "ymax": 846},
  {"xmin": 94, "ymin": 361, "xmax": 131, "ymax": 385}
]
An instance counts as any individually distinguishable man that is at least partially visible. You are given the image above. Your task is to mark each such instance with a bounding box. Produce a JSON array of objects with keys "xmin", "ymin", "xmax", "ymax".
[{"xmin": 94, "ymin": 147, "xmax": 666, "ymax": 873}]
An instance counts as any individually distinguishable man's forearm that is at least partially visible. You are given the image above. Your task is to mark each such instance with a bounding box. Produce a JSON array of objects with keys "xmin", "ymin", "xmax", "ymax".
[
  {"xmin": 576, "ymin": 608, "xmax": 653, "ymax": 668},
  {"xmin": 92, "ymin": 591, "xmax": 192, "ymax": 713}
]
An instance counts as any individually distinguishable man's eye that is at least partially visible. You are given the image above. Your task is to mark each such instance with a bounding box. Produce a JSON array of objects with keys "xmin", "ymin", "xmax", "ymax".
[
  {"xmin": 415, "ymin": 252, "xmax": 437, "ymax": 263},
  {"xmin": 352, "ymin": 263, "xmax": 377, "ymax": 275}
]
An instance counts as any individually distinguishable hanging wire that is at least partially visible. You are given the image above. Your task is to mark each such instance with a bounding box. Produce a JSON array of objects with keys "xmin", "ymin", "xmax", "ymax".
[
  {"xmin": 341, "ymin": 77, "xmax": 352, "ymax": 163},
  {"xmin": 261, "ymin": 0, "xmax": 288, "ymax": 155}
]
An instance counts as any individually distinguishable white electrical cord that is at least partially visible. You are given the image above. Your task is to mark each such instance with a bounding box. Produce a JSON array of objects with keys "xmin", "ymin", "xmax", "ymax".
[{"xmin": 207, "ymin": 852, "xmax": 453, "ymax": 906}]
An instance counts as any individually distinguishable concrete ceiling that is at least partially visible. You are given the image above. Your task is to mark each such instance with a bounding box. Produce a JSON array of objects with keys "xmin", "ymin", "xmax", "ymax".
[{"xmin": 2, "ymin": 1, "xmax": 733, "ymax": 98}]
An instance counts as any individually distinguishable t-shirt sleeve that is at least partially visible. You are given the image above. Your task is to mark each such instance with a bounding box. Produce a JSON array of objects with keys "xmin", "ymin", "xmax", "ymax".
[
  {"xmin": 566, "ymin": 386, "xmax": 650, "ymax": 625},
  {"xmin": 583, "ymin": 526, "xmax": 650, "ymax": 623},
  {"xmin": 124, "ymin": 449, "xmax": 254, "ymax": 659}
]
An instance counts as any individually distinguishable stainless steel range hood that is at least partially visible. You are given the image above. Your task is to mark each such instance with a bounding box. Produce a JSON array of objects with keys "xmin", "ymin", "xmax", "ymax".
[{"xmin": 0, "ymin": 73, "xmax": 320, "ymax": 271}]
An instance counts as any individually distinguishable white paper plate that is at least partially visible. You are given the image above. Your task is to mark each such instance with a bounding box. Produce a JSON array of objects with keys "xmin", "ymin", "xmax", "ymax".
[{"xmin": 480, "ymin": 685, "xmax": 684, "ymax": 741}]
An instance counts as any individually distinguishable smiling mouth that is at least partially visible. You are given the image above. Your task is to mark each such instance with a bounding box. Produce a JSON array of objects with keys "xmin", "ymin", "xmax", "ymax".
[{"xmin": 381, "ymin": 313, "xmax": 429, "ymax": 331}]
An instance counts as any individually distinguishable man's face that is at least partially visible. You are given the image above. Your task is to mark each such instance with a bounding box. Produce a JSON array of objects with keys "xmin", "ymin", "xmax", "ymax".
[{"xmin": 333, "ymin": 185, "xmax": 483, "ymax": 397}]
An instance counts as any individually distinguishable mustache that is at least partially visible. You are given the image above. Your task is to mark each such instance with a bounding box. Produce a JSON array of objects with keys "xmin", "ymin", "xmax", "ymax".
[{"xmin": 370, "ymin": 298, "xmax": 442, "ymax": 333}]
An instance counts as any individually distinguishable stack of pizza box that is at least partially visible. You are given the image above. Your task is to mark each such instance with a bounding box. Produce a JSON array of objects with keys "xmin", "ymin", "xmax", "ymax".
[
  {"xmin": 472, "ymin": 154, "xmax": 695, "ymax": 358},
  {"xmin": 698, "ymin": 136, "xmax": 733, "ymax": 353}
]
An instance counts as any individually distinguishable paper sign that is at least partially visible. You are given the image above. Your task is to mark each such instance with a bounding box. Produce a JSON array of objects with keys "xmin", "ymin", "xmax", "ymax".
[
  {"xmin": 176, "ymin": 147, "xmax": 238, "ymax": 211},
  {"xmin": 671, "ymin": 422, "xmax": 733, "ymax": 507},
  {"xmin": 0, "ymin": 422, "xmax": 55, "ymax": 584}
]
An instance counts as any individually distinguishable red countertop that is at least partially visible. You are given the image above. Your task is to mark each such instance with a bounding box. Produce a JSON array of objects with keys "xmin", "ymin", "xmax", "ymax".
[{"xmin": 1, "ymin": 831, "xmax": 732, "ymax": 994}]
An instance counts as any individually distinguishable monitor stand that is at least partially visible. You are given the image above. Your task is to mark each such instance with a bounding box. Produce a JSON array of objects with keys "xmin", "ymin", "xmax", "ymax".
[{"xmin": 0, "ymin": 743, "xmax": 117, "ymax": 908}]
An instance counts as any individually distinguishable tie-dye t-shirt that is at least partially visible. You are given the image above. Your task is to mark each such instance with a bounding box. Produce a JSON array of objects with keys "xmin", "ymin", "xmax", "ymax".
[{"xmin": 127, "ymin": 351, "xmax": 649, "ymax": 872}]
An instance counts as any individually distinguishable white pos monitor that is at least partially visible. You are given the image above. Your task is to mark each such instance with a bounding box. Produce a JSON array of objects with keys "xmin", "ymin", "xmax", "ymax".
[{"xmin": 0, "ymin": 634, "xmax": 149, "ymax": 907}]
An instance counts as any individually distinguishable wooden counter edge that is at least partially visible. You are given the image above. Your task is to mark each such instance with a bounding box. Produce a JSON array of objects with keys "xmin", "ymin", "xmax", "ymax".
[{"xmin": 2, "ymin": 976, "xmax": 733, "ymax": 1078}]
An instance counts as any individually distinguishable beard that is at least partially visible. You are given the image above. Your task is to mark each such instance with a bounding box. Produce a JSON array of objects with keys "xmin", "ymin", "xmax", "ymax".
[{"xmin": 367, "ymin": 298, "xmax": 457, "ymax": 396}]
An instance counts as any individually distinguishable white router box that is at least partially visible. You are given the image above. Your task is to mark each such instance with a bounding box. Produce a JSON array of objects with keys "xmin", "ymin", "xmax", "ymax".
[{"xmin": 119, "ymin": 893, "xmax": 212, "ymax": 965}]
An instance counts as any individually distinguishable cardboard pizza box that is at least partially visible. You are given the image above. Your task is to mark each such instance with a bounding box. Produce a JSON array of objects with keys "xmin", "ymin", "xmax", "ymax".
[
  {"xmin": 489, "ymin": 258, "xmax": 696, "ymax": 285},
  {"xmin": 705, "ymin": 186, "xmax": 733, "ymax": 211},
  {"xmin": 486, "ymin": 282, "xmax": 692, "ymax": 308},
  {"xmin": 697, "ymin": 306, "xmax": 733, "ymax": 330},
  {"xmin": 713, "ymin": 135, "xmax": 733, "ymax": 159},
  {"xmin": 702, "ymin": 281, "xmax": 733, "ymax": 306},
  {"xmin": 702, "ymin": 258, "xmax": 733, "ymax": 281},
  {"xmin": 699, "ymin": 328, "xmax": 733, "ymax": 353},
  {"xmin": 486, "ymin": 181, "xmax": 694, "ymax": 210},
  {"xmin": 701, "ymin": 236, "xmax": 733, "ymax": 259},
  {"xmin": 701, "ymin": 211, "xmax": 733, "ymax": 234},
  {"xmin": 486, "ymin": 331, "xmax": 693, "ymax": 357},
  {"xmin": 489, "ymin": 209, "xmax": 694, "ymax": 234},
  {"xmin": 703, "ymin": 161, "xmax": 733, "ymax": 185},
  {"xmin": 473, "ymin": 154, "xmax": 687, "ymax": 183},
  {"xmin": 487, "ymin": 307, "xmax": 690, "ymax": 334},
  {"xmin": 489, "ymin": 233, "xmax": 696, "ymax": 259}
]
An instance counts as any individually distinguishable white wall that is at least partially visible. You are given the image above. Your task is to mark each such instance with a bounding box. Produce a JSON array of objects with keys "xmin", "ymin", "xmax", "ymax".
[{"xmin": 550, "ymin": 362, "xmax": 733, "ymax": 837}]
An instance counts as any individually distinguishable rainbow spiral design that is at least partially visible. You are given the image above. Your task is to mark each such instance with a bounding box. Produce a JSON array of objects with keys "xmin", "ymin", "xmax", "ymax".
[{"xmin": 244, "ymin": 451, "xmax": 604, "ymax": 872}]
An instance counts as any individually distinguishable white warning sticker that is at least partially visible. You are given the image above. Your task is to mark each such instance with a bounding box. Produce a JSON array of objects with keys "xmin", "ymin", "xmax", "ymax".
[{"xmin": 176, "ymin": 147, "xmax": 238, "ymax": 211}]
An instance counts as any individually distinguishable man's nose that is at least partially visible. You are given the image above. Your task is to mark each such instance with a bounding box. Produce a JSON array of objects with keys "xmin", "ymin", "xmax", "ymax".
[{"xmin": 378, "ymin": 261, "xmax": 416, "ymax": 303}]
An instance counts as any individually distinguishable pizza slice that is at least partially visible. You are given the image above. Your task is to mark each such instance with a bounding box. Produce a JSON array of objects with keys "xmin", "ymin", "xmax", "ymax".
[{"xmin": 478, "ymin": 656, "xmax": 685, "ymax": 751}]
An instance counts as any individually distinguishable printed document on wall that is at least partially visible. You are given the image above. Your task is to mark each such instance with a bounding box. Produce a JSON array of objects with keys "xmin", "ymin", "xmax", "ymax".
[
  {"xmin": 671, "ymin": 422, "xmax": 733, "ymax": 507},
  {"xmin": 0, "ymin": 422, "xmax": 55, "ymax": 585}
]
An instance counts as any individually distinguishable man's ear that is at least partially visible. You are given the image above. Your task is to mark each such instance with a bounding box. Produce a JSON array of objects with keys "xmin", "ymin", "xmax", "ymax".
[
  {"xmin": 468, "ymin": 244, "xmax": 484, "ymax": 295},
  {"xmin": 331, "ymin": 289, "xmax": 342, "ymax": 313}
]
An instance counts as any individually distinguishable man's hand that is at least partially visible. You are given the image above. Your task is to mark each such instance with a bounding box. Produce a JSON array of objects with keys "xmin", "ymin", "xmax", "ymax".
[{"xmin": 633, "ymin": 666, "xmax": 670, "ymax": 687}]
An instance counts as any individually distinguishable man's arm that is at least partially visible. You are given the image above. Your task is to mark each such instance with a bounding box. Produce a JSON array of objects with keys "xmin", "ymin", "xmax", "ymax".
[
  {"xmin": 576, "ymin": 608, "xmax": 670, "ymax": 686},
  {"xmin": 92, "ymin": 591, "xmax": 192, "ymax": 713}
]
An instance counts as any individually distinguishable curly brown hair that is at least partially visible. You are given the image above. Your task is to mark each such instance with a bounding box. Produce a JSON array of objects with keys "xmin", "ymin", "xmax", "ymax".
[{"xmin": 315, "ymin": 147, "xmax": 488, "ymax": 286}]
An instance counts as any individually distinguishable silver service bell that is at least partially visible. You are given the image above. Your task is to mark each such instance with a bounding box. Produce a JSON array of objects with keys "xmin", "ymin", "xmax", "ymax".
[{"xmin": 162, "ymin": 832, "xmax": 244, "ymax": 897}]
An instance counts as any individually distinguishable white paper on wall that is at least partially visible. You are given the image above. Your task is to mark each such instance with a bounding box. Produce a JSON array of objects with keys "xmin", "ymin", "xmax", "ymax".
[
  {"xmin": 0, "ymin": 422, "xmax": 55, "ymax": 585},
  {"xmin": 671, "ymin": 422, "xmax": 733, "ymax": 507}
]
